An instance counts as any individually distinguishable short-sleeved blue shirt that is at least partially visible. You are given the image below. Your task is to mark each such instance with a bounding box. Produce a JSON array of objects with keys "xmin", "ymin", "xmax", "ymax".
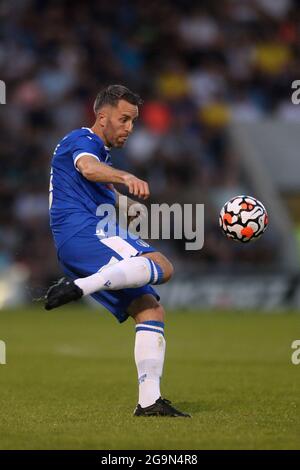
[{"xmin": 49, "ymin": 127, "xmax": 116, "ymax": 250}]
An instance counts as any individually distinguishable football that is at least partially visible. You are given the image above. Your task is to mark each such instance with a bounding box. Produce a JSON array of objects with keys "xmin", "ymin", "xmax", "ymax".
[{"xmin": 219, "ymin": 195, "xmax": 268, "ymax": 242}]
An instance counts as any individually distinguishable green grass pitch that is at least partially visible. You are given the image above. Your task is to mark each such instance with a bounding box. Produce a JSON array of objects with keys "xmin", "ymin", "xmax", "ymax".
[{"xmin": 0, "ymin": 305, "xmax": 300, "ymax": 449}]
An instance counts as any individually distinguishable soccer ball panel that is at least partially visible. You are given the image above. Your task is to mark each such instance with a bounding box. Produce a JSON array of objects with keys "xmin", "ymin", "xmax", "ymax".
[
  {"xmin": 227, "ymin": 223, "xmax": 244, "ymax": 240},
  {"xmin": 240, "ymin": 206, "xmax": 264, "ymax": 224},
  {"xmin": 226, "ymin": 197, "xmax": 243, "ymax": 215}
]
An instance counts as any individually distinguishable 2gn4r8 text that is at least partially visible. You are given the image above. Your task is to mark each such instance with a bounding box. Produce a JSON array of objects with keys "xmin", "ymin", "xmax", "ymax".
[{"xmin": 145, "ymin": 454, "xmax": 198, "ymax": 465}]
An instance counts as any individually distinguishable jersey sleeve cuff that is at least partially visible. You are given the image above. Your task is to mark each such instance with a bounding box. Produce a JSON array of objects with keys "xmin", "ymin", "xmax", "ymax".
[{"xmin": 73, "ymin": 152, "xmax": 100, "ymax": 171}]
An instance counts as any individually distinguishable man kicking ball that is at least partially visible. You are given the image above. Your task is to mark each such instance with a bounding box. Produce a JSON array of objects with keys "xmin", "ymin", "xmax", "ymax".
[{"xmin": 45, "ymin": 84, "xmax": 190, "ymax": 418}]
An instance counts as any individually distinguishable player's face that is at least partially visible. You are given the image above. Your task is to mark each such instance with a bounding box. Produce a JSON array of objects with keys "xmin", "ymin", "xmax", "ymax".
[{"xmin": 101, "ymin": 100, "xmax": 138, "ymax": 148}]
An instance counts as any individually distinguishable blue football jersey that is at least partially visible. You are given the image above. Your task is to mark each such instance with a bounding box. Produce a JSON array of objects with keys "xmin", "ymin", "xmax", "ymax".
[{"xmin": 49, "ymin": 127, "xmax": 116, "ymax": 250}]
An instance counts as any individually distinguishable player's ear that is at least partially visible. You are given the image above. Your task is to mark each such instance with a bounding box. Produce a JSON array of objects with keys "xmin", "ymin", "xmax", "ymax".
[{"xmin": 97, "ymin": 110, "xmax": 107, "ymax": 128}]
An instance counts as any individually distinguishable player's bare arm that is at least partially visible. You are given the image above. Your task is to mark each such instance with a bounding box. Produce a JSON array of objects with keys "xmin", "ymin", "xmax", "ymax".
[{"xmin": 76, "ymin": 155, "xmax": 150, "ymax": 200}]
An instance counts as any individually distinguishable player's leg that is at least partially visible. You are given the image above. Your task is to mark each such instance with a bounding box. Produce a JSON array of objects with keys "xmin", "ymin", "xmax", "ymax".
[
  {"xmin": 44, "ymin": 227, "xmax": 190, "ymax": 417},
  {"xmin": 127, "ymin": 293, "xmax": 190, "ymax": 418},
  {"xmin": 45, "ymin": 247, "xmax": 173, "ymax": 310},
  {"xmin": 73, "ymin": 251, "xmax": 173, "ymax": 294}
]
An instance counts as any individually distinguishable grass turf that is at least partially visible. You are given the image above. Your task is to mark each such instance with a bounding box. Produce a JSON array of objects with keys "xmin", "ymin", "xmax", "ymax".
[{"xmin": 0, "ymin": 305, "xmax": 300, "ymax": 449}]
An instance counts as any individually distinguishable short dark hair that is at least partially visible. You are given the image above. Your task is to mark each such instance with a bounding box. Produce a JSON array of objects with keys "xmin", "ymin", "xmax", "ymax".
[{"xmin": 93, "ymin": 84, "xmax": 142, "ymax": 115}]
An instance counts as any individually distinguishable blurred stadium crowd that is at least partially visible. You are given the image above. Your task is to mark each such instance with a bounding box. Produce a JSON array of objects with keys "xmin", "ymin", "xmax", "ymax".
[{"xmin": 1, "ymin": 0, "xmax": 299, "ymax": 288}]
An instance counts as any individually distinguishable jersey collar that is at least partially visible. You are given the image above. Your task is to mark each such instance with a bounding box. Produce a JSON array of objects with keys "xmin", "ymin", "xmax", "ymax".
[{"xmin": 81, "ymin": 127, "xmax": 111, "ymax": 152}]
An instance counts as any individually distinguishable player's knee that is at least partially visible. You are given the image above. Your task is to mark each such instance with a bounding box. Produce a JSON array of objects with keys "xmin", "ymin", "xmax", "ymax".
[
  {"xmin": 146, "ymin": 303, "xmax": 165, "ymax": 323},
  {"xmin": 161, "ymin": 258, "xmax": 174, "ymax": 283},
  {"xmin": 142, "ymin": 252, "xmax": 174, "ymax": 283},
  {"xmin": 127, "ymin": 294, "xmax": 165, "ymax": 323}
]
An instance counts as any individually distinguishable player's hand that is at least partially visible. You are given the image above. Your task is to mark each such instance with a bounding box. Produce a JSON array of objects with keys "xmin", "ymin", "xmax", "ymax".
[{"xmin": 122, "ymin": 174, "xmax": 150, "ymax": 200}]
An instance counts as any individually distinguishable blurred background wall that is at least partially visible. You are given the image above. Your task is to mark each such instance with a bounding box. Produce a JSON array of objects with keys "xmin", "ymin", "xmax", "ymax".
[{"xmin": 1, "ymin": 0, "xmax": 300, "ymax": 309}]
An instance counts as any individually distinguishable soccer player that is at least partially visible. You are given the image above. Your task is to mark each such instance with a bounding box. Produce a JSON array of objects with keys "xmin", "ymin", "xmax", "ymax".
[{"xmin": 45, "ymin": 85, "xmax": 190, "ymax": 418}]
